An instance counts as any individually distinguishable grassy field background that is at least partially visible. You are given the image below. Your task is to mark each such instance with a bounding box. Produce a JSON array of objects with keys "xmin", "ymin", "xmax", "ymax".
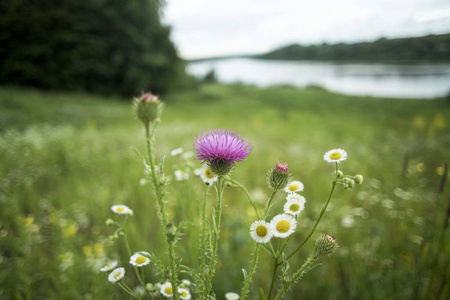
[{"xmin": 0, "ymin": 84, "xmax": 449, "ymax": 299}]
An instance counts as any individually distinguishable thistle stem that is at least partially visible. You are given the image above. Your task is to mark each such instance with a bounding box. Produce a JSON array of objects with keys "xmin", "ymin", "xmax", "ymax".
[
  {"xmin": 199, "ymin": 185, "xmax": 209, "ymax": 270},
  {"xmin": 144, "ymin": 123, "xmax": 179, "ymax": 300},
  {"xmin": 205, "ymin": 176, "xmax": 225, "ymax": 297}
]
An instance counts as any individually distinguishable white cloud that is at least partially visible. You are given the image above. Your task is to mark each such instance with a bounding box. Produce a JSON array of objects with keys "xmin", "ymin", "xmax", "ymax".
[{"xmin": 163, "ymin": 0, "xmax": 450, "ymax": 59}]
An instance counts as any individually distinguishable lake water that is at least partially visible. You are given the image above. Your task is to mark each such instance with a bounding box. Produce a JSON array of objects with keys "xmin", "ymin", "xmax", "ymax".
[{"xmin": 187, "ymin": 58, "xmax": 450, "ymax": 99}]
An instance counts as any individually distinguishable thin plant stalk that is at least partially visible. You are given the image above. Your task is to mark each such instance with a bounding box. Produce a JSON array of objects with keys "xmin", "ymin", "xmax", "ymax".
[
  {"xmin": 199, "ymin": 185, "xmax": 210, "ymax": 271},
  {"xmin": 204, "ymin": 176, "xmax": 225, "ymax": 297},
  {"xmin": 144, "ymin": 123, "xmax": 180, "ymax": 300},
  {"xmin": 241, "ymin": 188, "xmax": 278, "ymax": 300},
  {"xmin": 286, "ymin": 181, "xmax": 336, "ymax": 260},
  {"xmin": 228, "ymin": 178, "xmax": 261, "ymax": 219}
]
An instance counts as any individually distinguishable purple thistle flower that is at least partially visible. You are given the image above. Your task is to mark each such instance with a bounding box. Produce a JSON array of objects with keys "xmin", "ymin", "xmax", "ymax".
[{"xmin": 194, "ymin": 129, "xmax": 252, "ymax": 175}]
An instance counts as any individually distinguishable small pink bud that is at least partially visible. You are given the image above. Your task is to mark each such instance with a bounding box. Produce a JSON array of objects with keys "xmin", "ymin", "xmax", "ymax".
[
  {"xmin": 141, "ymin": 92, "xmax": 159, "ymax": 102},
  {"xmin": 275, "ymin": 162, "xmax": 289, "ymax": 173}
]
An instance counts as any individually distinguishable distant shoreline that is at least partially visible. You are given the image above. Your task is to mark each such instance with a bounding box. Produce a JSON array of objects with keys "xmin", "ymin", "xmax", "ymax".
[{"xmin": 186, "ymin": 33, "xmax": 450, "ymax": 63}]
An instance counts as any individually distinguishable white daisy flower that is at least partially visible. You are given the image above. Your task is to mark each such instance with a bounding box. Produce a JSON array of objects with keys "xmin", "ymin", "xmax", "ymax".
[
  {"xmin": 324, "ymin": 148, "xmax": 347, "ymax": 163},
  {"xmin": 108, "ymin": 267, "xmax": 125, "ymax": 283},
  {"xmin": 193, "ymin": 168, "xmax": 201, "ymax": 176},
  {"xmin": 178, "ymin": 287, "xmax": 191, "ymax": 300},
  {"xmin": 284, "ymin": 180, "xmax": 304, "ymax": 193},
  {"xmin": 181, "ymin": 279, "xmax": 191, "ymax": 286},
  {"xmin": 225, "ymin": 292, "xmax": 240, "ymax": 300},
  {"xmin": 270, "ymin": 214, "xmax": 297, "ymax": 238},
  {"xmin": 100, "ymin": 261, "xmax": 118, "ymax": 272},
  {"xmin": 174, "ymin": 169, "xmax": 189, "ymax": 181},
  {"xmin": 286, "ymin": 193, "xmax": 306, "ymax": 203},
  {"xmin": 170, "ymin": 147, "xmax": 183, "ymax": 156},
  {"xmin": 129, "ymin": 252, "xmax": 151, "ymax": 267},
  {"xmin": 111, "ymin": 205, "xmax": 133, "ymax": 215},
  {"xmin": 284, "ymin": 198, "xmax": 305, "ymax": 216},
  {"xmin": 200, "ymin": 164, "xmax": 218, "ymax": 185},
  {"xmin": 160, "ymin": 281, "xmax": 173, "ymax": 298},
  {"xmin": 250, "ymin": 220, "xmax": 273, "ymax": 243}
]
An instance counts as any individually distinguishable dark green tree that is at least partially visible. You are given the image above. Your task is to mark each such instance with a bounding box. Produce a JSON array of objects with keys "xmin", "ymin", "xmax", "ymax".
[{"xmin": 0, "ymin": 0, "xmax": 187, "ymax": 97}]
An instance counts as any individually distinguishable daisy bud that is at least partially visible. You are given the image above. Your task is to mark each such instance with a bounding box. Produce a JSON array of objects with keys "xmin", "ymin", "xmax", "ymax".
[
  {"xmin": 105, "ymin": 219, "xmax": 114, "ymax": 226},
  {"xmin": 134, "ymin": 92, "xmax": 164, "ymax": 125},
  {"xmin": 109, "ymin": 234, "xmax": 118, "ymax": 241},
  {"xmin": 145, "ymin": 283, "xmax": 154, "ymax": 291},
  {"xmin": 348, "ymin": 179, "xmax": 355, "ymax": 188},
  {"xmin": 335, "ymin": 170, "xmax": 344, "ymax": 178},
  {"xmin": 315, "ymin": 234, "xmax": 339, "ymax": 257},
  {"xmin": 269, "ymin": 162, "xmax": 290, "ymax": 190},
  {"xmin": 355, "ymin": 175, "xmax": 363, "ymax": 184},
  {"xmin": 166, "ymin": 223, "xmax": 177, "ymax": 242}
]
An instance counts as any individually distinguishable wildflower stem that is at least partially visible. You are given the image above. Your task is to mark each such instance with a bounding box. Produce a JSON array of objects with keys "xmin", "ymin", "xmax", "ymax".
[
  {"xmin": 123, "ymin": 225, "xmax": 145, "ymax": 286},
  {"xmin": 205, "ymin": 176, "xmax": 225, "ymax": 297},
  {"xmin": 199, "ymin": 185, "xmax": 209, "ymax": 270},
  {"xmin": 263, "ymin": 189, "xmax": 278, "ymax": 220},
  {"xmin": 228, "ymin": 178, "xmax": 261, "ymax": 219},
  {"xmin": 268, "ymin": 258, "xmax": 279, "ymax": 300},
  {"xmin": 118, "ymin": 281, "xmax": 138, "ymax": 298},
  {"xmin": 144, "ymin": 123, "xmax": 180, "ymax": 300},
  {"xmin": 256, "ymin": 188, "xmax": 279, "ymax": 300},
  {"xmin": 274, "ymin": 252, "xmax": 317, "ymax": 300},
  {"xmin": 286, "ymin": 181, "xmax": 336, "ymax": 261},
  {"xmin": 240, "ymin": 242, "xmax": 260, "ymax": 300}
]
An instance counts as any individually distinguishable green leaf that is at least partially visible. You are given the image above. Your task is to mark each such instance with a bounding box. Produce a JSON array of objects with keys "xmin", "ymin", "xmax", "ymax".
[
  {"xmin": 261, "ymin": 244, "xmax": 275, "ymax": 259},
  {"xmin": 259, "ymin": 287, "xmax": 266, "ymax": 300},
  {"xmin": 242, "ymin": 268, "xmax": 248, "ymax": 279}
]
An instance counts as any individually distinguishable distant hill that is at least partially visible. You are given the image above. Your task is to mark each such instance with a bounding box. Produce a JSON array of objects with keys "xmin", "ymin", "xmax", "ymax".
[{"xmin": 257, "ymin": 34, "xmax": 450, "ymax": 62}]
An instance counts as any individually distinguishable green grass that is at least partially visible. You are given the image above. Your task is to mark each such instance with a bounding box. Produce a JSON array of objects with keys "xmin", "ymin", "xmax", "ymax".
[{"xmin": 0, "ymin": 85, "xmax": 449, "ymax": 299}]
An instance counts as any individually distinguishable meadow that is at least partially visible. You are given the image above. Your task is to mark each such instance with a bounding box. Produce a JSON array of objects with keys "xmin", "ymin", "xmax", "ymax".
[{"xmin": 0, "ymin": 84, "xmax": 449, "ymax": 299}]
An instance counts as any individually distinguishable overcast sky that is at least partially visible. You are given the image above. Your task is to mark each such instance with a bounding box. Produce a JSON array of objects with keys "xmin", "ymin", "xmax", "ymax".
[{"xmin": 163, "ymin": 0, "xmax": 450, "ymax": 59}]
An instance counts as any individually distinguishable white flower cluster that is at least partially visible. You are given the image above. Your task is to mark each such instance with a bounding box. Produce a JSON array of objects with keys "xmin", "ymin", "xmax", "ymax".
[
  {"xmin": 159, "ymin": 281, "xmax": 192, "ymax": 299},
  {"xmin": 250, "ymin": 181, "xmax": 306, "ymax": 243}
]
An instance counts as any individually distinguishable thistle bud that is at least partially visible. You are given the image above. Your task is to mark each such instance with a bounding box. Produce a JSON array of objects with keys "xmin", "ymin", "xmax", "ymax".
[
  {"xmin": 315, "ymin": 234, "xmax": 339, "ymax": 257},
  {"xmin": 355, "ymin": 175, "xmax": 363, "ymax": 184},
  {"xmin": 134, "ymin": 92, "xmax": 164, "ymax": 125},
  {"xmin": 269, "ymin": 162, "xmax": 290, "ymax": 190}
]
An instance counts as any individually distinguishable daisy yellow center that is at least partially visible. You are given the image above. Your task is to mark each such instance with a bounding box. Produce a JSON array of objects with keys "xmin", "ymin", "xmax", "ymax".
[
  {"xmin": 329, "ymin": 152, "xmax": 342, "ymax": 160},
  {"xmin": 135, "ymin": 256, "xmax": 146, "ymax": 264},
  {"xmin": 181, "ymin": 291, "xmax": 188, "ymax": 297},
  {"xmin": 289, "ymin": 203, "xmax": 300, "ymax": 212},
  {"xmin": 114, "ymin": 272, "xmax": 122, "ymax": 279},
  {"xmin": 116, "ymin": 207, "xmax": 124, "ymax": 212},
  {"xmin": 288, "ymin": 184, "xmax": 299, "ymax": 192},
  {"xmin": 276, "ymin": 220, "xmax": 291, "ymax": 233},
  {"xmin": 204, "ymin": 168, "xmax": 215, "ymax": 179},
  {"xmin": 164, "ymin": 286, "xmax": 173, "ymax": 295},
  {"xmin": 106, "ymin": 264, "xmax": 111, "ymax": 268},
  {"xmin": 255, "ymin": 225, "xmax": 268, "ymax": 237}
]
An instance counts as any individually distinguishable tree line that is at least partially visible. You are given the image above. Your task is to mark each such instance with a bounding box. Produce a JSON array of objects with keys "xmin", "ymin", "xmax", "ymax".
[
  {"xmin": 257, "ymin": 34, "xmax": 450, "ymax": 62},
  {"xmin": 0, "ymin": 0, "xmax": 188, "ymax": 97}
]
